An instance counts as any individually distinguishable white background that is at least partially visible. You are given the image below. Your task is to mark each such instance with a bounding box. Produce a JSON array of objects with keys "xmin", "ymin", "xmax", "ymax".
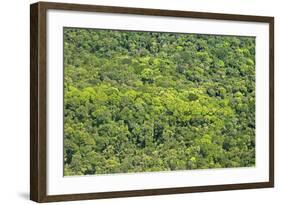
[{"xmin": 0, "ymin": 0, "xmax": 279, "ymax": 204}]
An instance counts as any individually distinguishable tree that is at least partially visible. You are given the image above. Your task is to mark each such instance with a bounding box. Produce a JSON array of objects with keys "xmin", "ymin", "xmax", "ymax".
[{"xmin": 63, "ymin": 28, "xmax": 256, "ymax": 175}]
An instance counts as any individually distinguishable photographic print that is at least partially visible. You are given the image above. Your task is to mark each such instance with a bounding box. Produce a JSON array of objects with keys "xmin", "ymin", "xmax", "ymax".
[
  {"xmin": 30, "ymin": 2, "xmax": 274, "ymax": 202},
  {"xmin": 63, "ymin": 28, "xmax": 256, "ymax": 176}
]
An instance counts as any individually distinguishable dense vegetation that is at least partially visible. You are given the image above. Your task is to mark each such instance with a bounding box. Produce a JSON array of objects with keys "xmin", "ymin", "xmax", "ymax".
[{"xmin": 63, "ymin": 28, "xmax": 255, "ymax": 176}]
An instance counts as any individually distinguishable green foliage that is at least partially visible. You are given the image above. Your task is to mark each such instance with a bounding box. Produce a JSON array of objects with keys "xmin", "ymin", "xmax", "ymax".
[{"xmin": 63, "ymin": 28, "xmax": 255, "ymax": 175}]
